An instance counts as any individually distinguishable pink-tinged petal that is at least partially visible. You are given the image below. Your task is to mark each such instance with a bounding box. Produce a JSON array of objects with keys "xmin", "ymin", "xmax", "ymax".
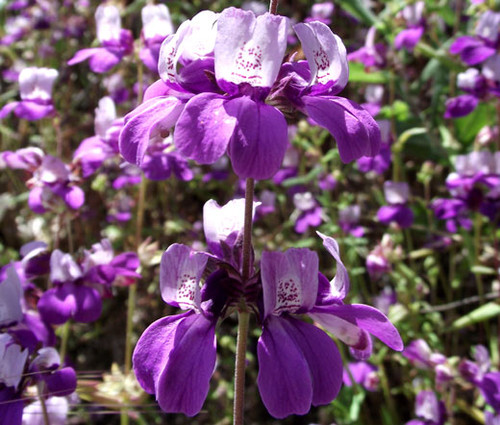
[
  {"xmin": 225, "ymin": 96, "xmax": 288, "ymax": 179},
  {"xmin": 133, "ymin": 312, "xmax": 190, "ymax": 394},
  {"xmin": 160, "ymin": 244, "xmax": 208, "ymax": 310},
  {"xmin": 394, "ymin": 27, "xmax": 424, "ymax": 52},
  {"xmin": 257, "ymin": 316, "xmax": 313, "ymax": 418},
  {"xmin": 294, "ymin": 21, "xmax": 348, "ymax": 93},
  {"xmin": 156, "ymin": 313, "xmax": 216, "ymax": 416},
  {"xmin": 215, "ymin": 8, "xmax": 289, "ymax": 90},
  {"xmin": 304, "ymin": 95, "xmax": 381, "ymax": 163},
  {"xmin": 317, "ymin": 232, "xmax": 350, "ymax": 300},
  {"xmin": 174, "ymin": 93, "xmax": 236, "ymax": 164},
  {"xmin": 261, "ymin": 248, "xmax": 318, "ymax": 317},
  {"xmin": 28, "ymin": 187, "xmax": 46, "ymax": 214},
  {"xmin": 308, "ymin": 310, "xmax": 371, "ymax": 350},
  {"xmin": 450, "ymin": 36, "xmax": 495, "ymax": 66},
  {"xmin": 119, "ymin": 96, "xmax": 184, "ymax": 165},
  {"xmin": 281, "ymin": 317, "xmax": 343, "ymax": 406},
  {"xmin": 313, "ymin": 304, "xmax": 404, "ymax": 351},
  {"xmin": 67, "ymin": 48, "xmax": 103, "ymax": 66},
  {"xmin": 0, "ymin": 102, "xmax": 19, "ymax": 119},
  {"xmin": 54, "ymin": 186, "xmax": 84, "ymax": 210},
  {"xmin": 88, "ymin": 49, "xmax": 122, "ymax": 73},
  {"xmin": 143, "ymin": 79, "xmax": 171, "ymax": 101},
  {"xmin": 95, "ymin": 4, "xmax": 121, "ymax": 43},
  {"xmin": 14, "ymin": 102, "xmax": 55, "ymax": 121}
]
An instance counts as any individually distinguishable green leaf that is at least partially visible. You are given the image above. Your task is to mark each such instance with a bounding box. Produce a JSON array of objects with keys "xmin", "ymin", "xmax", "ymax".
[
  {"xmin": 335, "ymin": 0, "xmax": 378, "ymax": 26},
  {"xmin": 450, "ymin": 302, "xmax": 500, "ymax": 330},
  {"xmin": 349, "ymin": 62, "xmax": 389, "ymax": 84},
  {"xmin": 454, "ymin": 103, "xmax": 496, "ymax": 144},
  {"xmin": 471, "ymin": 265, "xmax": 497, "ymax": 275}
]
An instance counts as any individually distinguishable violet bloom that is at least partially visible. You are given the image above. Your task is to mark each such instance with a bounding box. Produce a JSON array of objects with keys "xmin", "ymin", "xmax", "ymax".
[
  {"xmin": 2, "ymin": 149, "xmax": 84, "ymax": 214},
  {"xmin": 403, "ymin": 339, "xmax": 447, "ymax": 370},
  {"xmin": 257, "ymin": 233, "xmax": 403, "ymax": 418},
  {"xmin": 431, "ymin": 198, "xmax": 472, "ymax": 233},
  {"xmin": 0, "ymin": 67, "xmax": 58, "ymax": 121},
  {"xmin": 343, "ymin": 361, "xmax": 379, "ymax": 391},
  {"xmin": 394, "ymin": 2, "xmax": 425, "ymax": 52},
  {"xmin": 347, "ymin": 26, "xmax": 387, "ymax": 70},
  {"xmin": 133, "ymin": 244, "xmax": 219, "ymax": 416},
  {"xmin": 73, "ymin": 96, "xmax": 123, "ymax": 178},
  {"xmin": 0, "ymin": 334, "xmax": 28, "ymax": 424},
  {"xmin": 377, "ymin": 181, "xmax": 414, "ymax": 228},
  {"xmin": 68, "ymin": 4, "xmax": 133, "ymax": 73},
  {"xmin": 406, "ymin": 391, "xmax": 446, "ymax": 425},
  {"xmin": 357, "ymin": 120, "xmax": 392, "ymax": 174},
  {"xmin": 172, "ymin": 8, "xmax": 290, "ymax": 180},
  {"xmin": 0, "ymin": 266, "xmax": 23, "ymax": 327},
  {"xmin": 339, "ymin": 205, "xmax": 364, "ymax": 237},
  {"xmin": 444, "ymin": 69, "xmax": 487, "ymax": 118},
  {"xmin": 366, "ymin": 234, "xmax": 401, "ymax": 280},
  {"xmin": 305, "ymin": 2, "xmax": 335, "ymax": 26},
  {"xmin": 293, "ymin": 192, "xmax": 323, "ymax": 234},
  {"xmin": 276, "ymin": 21, "xmax": 381, "ymax": 164},
  {"xmin": 37, "ymin": 250, "xmax": 102, "ymax": 325},
  {"xmin": 140, "ymin": 4, "xmax": 174, "ymax": 72},
  {"xmin": 450, "ymin": 11, "xmax": 500, "ymax": 66}
]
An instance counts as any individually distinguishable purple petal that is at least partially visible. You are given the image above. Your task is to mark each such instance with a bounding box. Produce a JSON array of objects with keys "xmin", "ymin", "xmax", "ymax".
[
  {"xmin": 14, "ymin": 101, "xmax": 55, "ymax": 121},
  {"xmin": 444, "ymin": 94, "xmax": 479, "ymax": 119},
  {"xmin": 215, "ymin": 8, "xmax": 289, "ymax": 90},
  {"xmin": 225, "ymin": 96, "xmax": 288, "ymax": 180},
  {"xmin": 156, "ymin": 313, "xmax": 217, "ymax": 416},
  {"xmin": 293, "ymin": 21, "xmax": 348, "ymax": 93},
  {"xmin": 67, "ymin": 48, "xmax": 103, "ymax": 66},
  {"xmin": 257, "ymin": 316, "xmax": 313, "ymax": 418},
  {"xmin": 281, "ymin": 317, "xmax": 343, "ymax": 406},
  {"xmin": 377, "ymin": 205, "xmax": 414, "ymax": 228},
  {"xmin": 119, "ymin": 96, "xmax": 184, "ymax": 165},
  {"xmin": 0, "ymin": 102, "xmax": 19, "ymax": 119},
  {"xmin": 312, "ymin": 304, "xmax": 404, "ymax": 351},
  {"xmin": 133, "ymin": 312, "xmax": 190, "ymax": 394},
  {"xmin": 71, "ymin": 284, "xmax": 102, "ymax": 323},
  {"xmin": 44, "ymin": 367, "xmax": 77, "ymax": 397},
  {"xmin": 88, "ymin": 49, "xmax": 122, "ymax": 73},
  {"xmin": 394, "ymin": 27, "xmax": 424, "ymax": 52},
  {"xmin": 304, "ymin": 95, "xmax": 381, "ymax": 163},
  {"xmin": 174, "ymin": 93, "xmax": 236, "ymax": 165},
  {"xmin": 28, "ymin": 187, "xmax": 46, "ymax": 214},
  {"xmin": 37, "ymin": 287, "xmax": 74, "ymax": 325},
  {"xmin": 261, "ymin": 248, "xmax": 319, "ymax": 317},
  {"xmin": 449, "ymin": 36, "xmax": 495, "ymax": 66},
  {"xmin": 160, "ymin": 244, "xmax": 208, "ymax": 309},
  {"xmin": 317, "ymin": 232, "xmax": 350, "ymax": 300},
  {"xmin": 0, "ymin": 266, "xmax": 23, "ymax": 326}
]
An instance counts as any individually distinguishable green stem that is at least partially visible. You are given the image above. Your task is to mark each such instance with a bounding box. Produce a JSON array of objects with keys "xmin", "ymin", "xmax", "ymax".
[
  {"xmin": 59, "ymin": 320, "xmax": 70, "ymax": 366},
  {"xmin": 233, "ymin": 311, "xmax": 250, "ymax": 425},
  {"xmin": 37, "ymin": 382, "xmax": 50, "ymax": 425},
  {"xmin": 233, "ymin": 178, "xmax": 255, "ymax": 425}
]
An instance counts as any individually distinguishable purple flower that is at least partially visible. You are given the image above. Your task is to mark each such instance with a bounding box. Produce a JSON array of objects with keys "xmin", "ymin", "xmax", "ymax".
[
  {"xmin": 67, "ymin": 4, "xmax": 133, "ymax": 73},
  {"xmin": 22, "ymin": 396, "xmax": 69, "ymax": 425},
  {"xmin": 0, "ymin": 67, "xmax": 58, "ymax": 121},
  {"xmin": 339, "ymin": 205, "xmax": 364, "ymax": 237},
  {"xmin": 406, "ymin": 391, "xmax": 447, "ymax": 425},
  {"xmin": 366, "ymin": 234, "xmax": 402, "ymax": 280},
  {"xmin": 377, "ymin": 181, "xmax": 414, "ymax": 228},
  {"xmin": 394, "ymin": 2, "xmax": 425, "ymax": 52},
  {"xmin": 293, "ymin": 192, "xmax": 323, "ymax": 234},
  {"xmin": 257, "ymin": 233, "xmax": 403, "ymax": 418},
  {"xmin": 276, "ymin": 21, "xmax": 381, "ymax": 164},
  {"xmin": 0, "ymin": 266, "xmax": 23, "ymax": 327},
  {"xmin": 347, "ymin": 27, "xmax": 387, "ymax": 69},
  {"xmin": 403, "ymin": 339, "xmax": 446, "ymax": 370},
  {"xmin": 343, "ymin": 361, "xmax": 379, "ymax": 391},
  {"xmin": 133, "ymin": 244, "xmax": 218, "ymax": 416},
  {"xmin": 140, "ymin": 4, "xmax": 174, "ymax": 72},
  {"xmin": 450, "ymin": 11, "xmax": 500, "ymax": 66},
  {"xmin": 305, "ymin": 2, "xmax": 335, "ymax": 26},
  {"xmin": 431, "ymin": 198, "xmax": 472, "ymax": 233}
]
